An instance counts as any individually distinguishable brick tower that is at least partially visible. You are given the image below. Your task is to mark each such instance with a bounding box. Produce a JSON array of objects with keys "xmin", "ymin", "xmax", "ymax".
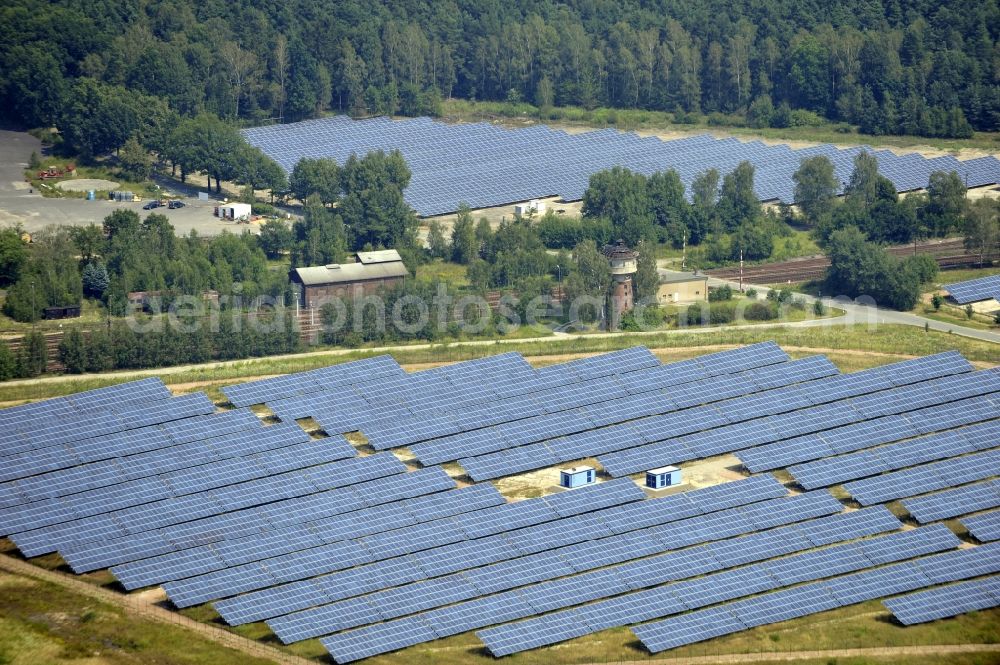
[{"xmin": 602, "ymin": 239, "xmax": 638, "ymax": 330}]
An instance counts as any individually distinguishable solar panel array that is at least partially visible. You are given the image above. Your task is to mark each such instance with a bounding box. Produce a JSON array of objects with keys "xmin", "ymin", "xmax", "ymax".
[
  {"xmin": 322, "ymin": 497, "xmax": 897, "ymax": 661},
  {"xmin": 476, "ymin": 524, "xmax": 963, "ymax": 658},
  {"xmin": 788, "ymin": 418, "xmax": 1000, "ymax": 489},
  {"xmin": 902, "ymin": 482, "xmax": 1000, "ymax": 524},
  {"xmin": 229, "ymin": 478, "xmax": 800, "ymax": 637},
  {"xmin": 2, "ymin": 344, "xmax": 999, "ymax": 662},
  {"xmin": 883, "ymin": 576, "xmax": 1000, "ymax": 624},
  {"xmin": 634, "ymin": 542, "xmax": 1000, "ymax": 653},
  {"xmin": 596, "ymin": 359, "xmax": 995, "ymax": 478},
  {"xmin": 943, "ymin": 274, "xmax": 1000, "ymax": 305},
  {"xmin": 242, "ymin": 116, "xmax": 1000, "ymax": 217},
  {"xmin": 964, "ymin": 511, "xmax": 1000, "ymax": 542}
]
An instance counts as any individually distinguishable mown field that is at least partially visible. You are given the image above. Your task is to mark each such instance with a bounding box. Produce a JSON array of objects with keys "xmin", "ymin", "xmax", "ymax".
[{"xmin": 1, "ymin": 323, "xmax": 997, "ymax": 404}]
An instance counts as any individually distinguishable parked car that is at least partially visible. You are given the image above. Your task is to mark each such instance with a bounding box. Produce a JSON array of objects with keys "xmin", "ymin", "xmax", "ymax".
[
  {"xmin": 168, "ymin": 200, "xmax": 185, "ymax": 209},
  {"xmin": 142, "ymin": 200, "xmax": 160, "ymax": 210}
]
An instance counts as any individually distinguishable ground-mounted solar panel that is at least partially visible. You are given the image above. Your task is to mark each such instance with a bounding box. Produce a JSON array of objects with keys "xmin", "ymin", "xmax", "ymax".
[
  {"xmin": 884, "ymin": 577, "xmax": 1000, "ymax": 625},
  {"xmin": 843, "ymin": 448, "xmax": 1000, "ymax": 506},
  {"xmin": 321, "ymin": 614, "xmax": 439, "ymax": 663},
  {"xmin": 246, "ymin": 117, "xmax": 1000, "ymax": 217},
  {"xmin": 632, "ymin": 605, "xmax": 746, "ymax": 653},
  {"xmin": 213, "ymin": 482, "xmax": 824, "ymax": 632},
  {"xmin": 915, "ymin": 541, "xmax": 1000, "ymax": 583},
  {"xmin": 943, "ymin": 274, "xmax": 1000, "ymax": 305},
  {"xmin": 221, "ymin": 355, "xmax": 403, "ymax": 407},
  {"xmin": 903, "ymin": 482, "xmax": 1000, "ymax": 523},
  {"xmin": 963, "ymin": 510, "xmax": 1000, "ymax": 542}
]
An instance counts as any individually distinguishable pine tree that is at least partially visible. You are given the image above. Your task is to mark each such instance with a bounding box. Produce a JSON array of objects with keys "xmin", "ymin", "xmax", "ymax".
[{"xmin": 58, "ymin": 328, "xmax": 86, "ymax": 373}]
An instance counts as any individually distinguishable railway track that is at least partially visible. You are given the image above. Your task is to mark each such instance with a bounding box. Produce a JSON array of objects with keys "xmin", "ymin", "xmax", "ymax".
[{"xmin": 706, "ymin": 239, "xmax": 993, "ymax": 284}]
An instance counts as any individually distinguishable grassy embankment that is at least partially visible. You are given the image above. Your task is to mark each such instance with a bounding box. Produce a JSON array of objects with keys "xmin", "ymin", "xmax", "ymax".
[{"xmin": 1, "ymin": 324, "xmax": 996, "ymax": 404}]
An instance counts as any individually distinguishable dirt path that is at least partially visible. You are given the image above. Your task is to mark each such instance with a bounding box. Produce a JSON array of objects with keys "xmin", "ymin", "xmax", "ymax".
[
  {"xmin": 0, "ymin": 554, "xmax": 305, "ymax": 665},
  {"xmin": 592, "ymin": 644, "xmax": 1000, "ymax": 664}
]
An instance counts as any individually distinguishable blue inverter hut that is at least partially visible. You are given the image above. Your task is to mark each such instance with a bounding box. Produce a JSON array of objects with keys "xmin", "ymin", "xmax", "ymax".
[{"xmin": 560, "ymin": 466, "xmax": 596, "ymax": 488}]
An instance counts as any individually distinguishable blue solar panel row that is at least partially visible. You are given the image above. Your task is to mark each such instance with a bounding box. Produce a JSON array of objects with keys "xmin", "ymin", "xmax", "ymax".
[
  {"xmin": 264, "ymin": 490, "xmax": 847, "ymax": 643},
  {"xmin": 943, "ymin": 274, "xmax": 1000, "ymax": 305},
  {"xmin": 903, "ymin": 481, "xmax": 1000, "ymax": 523},
  {"xmin": 0, "ymin": 425, "xmax": 354, "ymax": 536},
  {"xmin": 11, "ymin": 452, "xmax": 412, "ymax": 559},
  {"xmin": 884, "ymin": 576, "xmax": 1000, "ymax": 624},
  {"xmin": 62, "ymin": 465, "xmax": 462, "ymax": 575},
  {"xmin": 412, "ymin": 350, "xmax": 818, "ymax": 465},
  {"xmin": 842, "ymin": 448, "xmax": 1000, "ymax": 506},
  {"xmin": 466, "ymin": 524, "xmax": 957, "ymax": 659},
  {"xmin": 788, "ymin": 415, "xmax": 1000, "ymax": 489},
  {"xmin": 0, "ymin": 406, "xmax": 261, "ymax": 486},
  {"xmin": 243, "ymin": 115, "xmax": 1000, "ymax": 217},
  {"xmin": 318, "ymin": 504, "xmax": 908, "ymax": 661},
  {"xmin": 161, "ymin": 478, "xmax": 648, "ymax": 607},
  {"xmin": 963, "ymin": 511, "xmax": 1000, "ymax": 542},
  {"xmin": 221, "ymin": 355, "xmax": 404, "ymax": 406},
  {"xmin": 0, "ymin": 420, "xmax": 324, "ymax": 511},
  {"xmin": 632, "ymin": 541, "xmax": 1000, "ymax": 653},
  {"xmin": 0, "ymin": 392, "xmax": 215, "ymax": 459},
  {"xmin": 597, "ymin": 361, "xmax": 995, "ymax": 479},
  {"xmin": 213, "ymin": 475, "xmax": 787, "ymax": 625},
  {"xmin": 361, "ymin": 347, "xmax": 664, "ymax": 450},
  {"xmin": 458, "ymin": 354, "xmax": 858, "ymax": 480},
  {"xmin": 0, "ymin": 377, "xmax": 171, "ymax": 434},
  {"xmin": 301, "ymin": 346, "xmax": 796, "ymax": 465},
  {"xmin": 248, "ymin": 352, "xmax": 535, "ymax": 432},
  {"xmin": 737, "ymin": 396, "xmax": 995, "ymax": 473}
]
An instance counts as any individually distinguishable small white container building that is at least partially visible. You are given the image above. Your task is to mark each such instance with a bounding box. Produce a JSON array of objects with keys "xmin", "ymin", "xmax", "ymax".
[
  {"xmin": 514, "ymin": 199, "xmax": 545, "ymax": 216},
  {"xmin": 560, "ymin": 465, "xmax": 596, "ymax": 489},
  {"xmin": 216, "ymin": 202, "xmax": 252, "ymax": 220},
  {"xmin": 646, "ymin": 465, "xmax": 683, "ymax": 490}
]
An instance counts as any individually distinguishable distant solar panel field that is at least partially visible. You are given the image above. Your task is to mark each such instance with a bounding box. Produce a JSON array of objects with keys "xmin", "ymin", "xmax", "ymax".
[{"xmin": 243, "ymin": 116, "xmax": 1000, "ymax": 216}]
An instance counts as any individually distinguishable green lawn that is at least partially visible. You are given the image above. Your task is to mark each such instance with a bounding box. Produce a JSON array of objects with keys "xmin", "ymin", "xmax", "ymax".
[{"xmin": 931, "ymin": 266, "xmax": 1000, "ymax": 288}]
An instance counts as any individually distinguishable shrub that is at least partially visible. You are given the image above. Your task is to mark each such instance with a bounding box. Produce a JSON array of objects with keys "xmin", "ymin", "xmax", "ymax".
[
  {"xmin": 252, "ymin": 202, "xmax": 276, "ymax": 216},
  {"xmin": 744, "ymin": 302, "xmax": 778, "ymax": 320},
  {"xmin": 709, "ymin": 303, "xmax": 735, "ymax": 324},
  {"xmin": 813, "ymin": 300, "xmax": 826, "ymax": 316},
  {"xmin": 789, "ymin": 109, "xmax": 825, "ymax": 127},
  {"xmin": 745, "ymin": 287, "xmax": 758, "ymax": 299},
  {"xmin": 708, "ymin": 284, "xmax": 733, "ymax": 302},
  {"xmin": 931, "ymin": 293, "xmax": 943, "ymax": 310}
]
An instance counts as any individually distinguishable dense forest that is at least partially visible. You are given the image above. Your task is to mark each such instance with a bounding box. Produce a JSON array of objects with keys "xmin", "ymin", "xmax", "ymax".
[{"xmin": 2, "ymin": 0, "xmax": 997, "ymax": 141}]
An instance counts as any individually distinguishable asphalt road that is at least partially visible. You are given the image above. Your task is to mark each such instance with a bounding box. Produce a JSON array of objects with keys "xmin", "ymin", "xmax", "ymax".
[{"xmin": 0, "ymin": 129, "xmax": 256, "ymax": 236}]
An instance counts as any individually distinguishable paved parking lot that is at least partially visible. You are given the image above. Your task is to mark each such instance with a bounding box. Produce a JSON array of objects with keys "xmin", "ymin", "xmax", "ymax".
[{"xmin": 0, "ymin": 129, "xmax": 259, "ymax": 236}]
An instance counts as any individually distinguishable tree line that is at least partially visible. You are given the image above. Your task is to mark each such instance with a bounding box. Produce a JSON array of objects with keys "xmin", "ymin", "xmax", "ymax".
[
  {"xmin": 2, "ymin": 0, "xmax": 996, "ymax": 140},
  {"xmin": 1, "ymin": 212, "xmax": 287, "ymax": 322}
]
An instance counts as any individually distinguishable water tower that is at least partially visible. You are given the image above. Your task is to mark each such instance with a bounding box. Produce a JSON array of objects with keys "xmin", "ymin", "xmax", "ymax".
[{"xmin": 603, "ymin": 239, "xmax": 638, "ymax": 330}]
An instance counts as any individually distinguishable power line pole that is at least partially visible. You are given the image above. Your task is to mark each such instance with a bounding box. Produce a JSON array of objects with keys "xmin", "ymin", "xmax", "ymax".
[
  {"xmin": 739, "ymin": 248, "xmax": 744, "ymax": 293},
  {"xmin": 681, "ymin": 230, "xmax": 687, "ymax": 271}
]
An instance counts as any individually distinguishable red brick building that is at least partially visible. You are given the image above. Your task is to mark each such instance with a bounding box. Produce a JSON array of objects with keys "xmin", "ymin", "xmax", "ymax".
[{"xmin": 291, "ymin": 250, "xmax": 408, "ymax": 309}]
